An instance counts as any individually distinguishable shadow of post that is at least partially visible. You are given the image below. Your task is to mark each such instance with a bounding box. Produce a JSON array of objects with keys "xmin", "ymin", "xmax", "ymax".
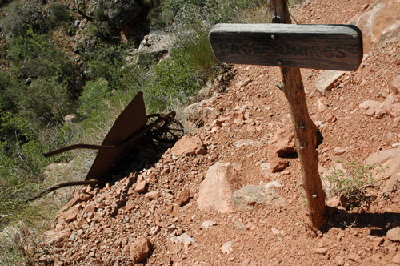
[{"xmin": 326, "ymin": 206, "xmax": 400, "ymax": 235}]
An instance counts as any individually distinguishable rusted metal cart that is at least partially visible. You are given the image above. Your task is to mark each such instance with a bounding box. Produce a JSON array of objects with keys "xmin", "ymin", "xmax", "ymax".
[{"xmin": 28, "ymin": 91, "xmax": 183, "ymax": 201}]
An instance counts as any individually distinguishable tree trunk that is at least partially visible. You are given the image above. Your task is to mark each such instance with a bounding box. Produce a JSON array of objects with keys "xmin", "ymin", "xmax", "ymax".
[{"xmin": 271, "ymin": 0, "xmax": 327, "ymax": 230}]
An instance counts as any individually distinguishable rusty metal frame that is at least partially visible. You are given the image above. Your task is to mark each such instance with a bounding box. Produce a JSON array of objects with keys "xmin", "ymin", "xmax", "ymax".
[
  {"xmin": 26, "ymin": 91, "xmax": 183, "ymax": 202},
  {"xmin": 44, "ymin": 91, "xmax": 182, "ymax": 183}
]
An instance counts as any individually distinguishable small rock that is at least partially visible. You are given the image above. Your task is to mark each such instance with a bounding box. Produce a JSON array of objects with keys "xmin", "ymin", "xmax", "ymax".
[
  {"xmin": 348, "ymin": 252, "xmax": 359, "ymax": 262},
  {"xmin": 234, "ymin": 139, "xmax": 263, "ymax": 148},
  {"xmin": 69, "ymin": 232, "xmax": 76, "ymax": 240},
  {"xmin": 238, "ymin": 78, "xmax": 252, "ymax": 88},
  {"xmin": 170, "ymin": 135, "xmax": 206, "ymax": 156},
  {"xmin": 145, "ymin": 191, "xmax": 159, "ymax": 200},
  {"xmin": 265, "ymin": 179, "xmax": 284, "ymax": 188},
  {"xmin": 127, "ymin": 185, "xmax": 136, "ymax": 196},
  {"xmin": 333, "ymin": 147, "xmax": 346, "ymax": 155},
  {"xmin": 176, "ymin": 187, "xmax": 191, "ymax": 207},
  {"xmin": 359, "ymin": 100, "xmax": 386, "ymax": 118},
  {"xmin": 268, "ymin": 124, "xmax": 295, "ymax": 159},
  {"xmin": 373, "ymin": 236, "xmax": 384, "ymax": 246},
  {"xmin": 313, "ymin": 248, "xmax": 327, "ymax": 255},
  {"xmin": 393, "ymin": 253, "xmax": 400, "ymax": 264},
  {"xmin": 201, "ymin": 220, "xmax": 217, "ymax": 229},
  {"xmin": 392, "ymin": 143, "xmax": 400, "ymax": 148},
  {"xmin": 150, "ymin": 226, "xmax": 160, "ymax": 235},
  {"xmin": 130, "ymin": 237, "xmax": 151, "ymax": 263},
  {"xmin": 315, "ymin": 70, "xmax": 348, "ymax": 95},
  {"xmin": 337, "ymin": 231, "xmax": 345, "ymax": 241},
  {"xmin": 43, "ymin": 230, "xmax": 71, "ymax": 246},
  {"xmin": 326, "ymin": 113, "xmax": 337, "ymax": 123},
  {"xmin": 326, "ymin": 195, "xmax": 347, "ymax": 208},
  {"xmin": 236, "ymin": 221, "xmax": 246, "ymax": 231},
  {"xmin": 334, "ymin": 255, "xmax": 344, "ymax": 265},
  {"xmin": 79, "ymin": 192, "xmax": 92, "ymax": 201},
  {"xmin": 170, "ymin": 232, "xmax": 195, "ymax": 251},
  {"xmin": 84, "ymin": 204, "xmax": 96, "ymax": 213},
  {"xmin": 260, "ymin": 163, "xmax": 270, "ymax": 169},
  {"xmin": 227, "ymin": 162, "xmax": 240, "ymax": 172},
  {"xmin": 269, "ymin": 158, "xmax": 289, "ymax": 173},
  {"xmin": 202, "ymin": 107, "xmax": 219, "ymax": 123},
  {"xmin": 317, "ymin": 98, "xmax": 327, "ymax": 112},
  {"xmin": 135, "ymin": 180, "xmax": 147, "ymax": 193},
  {"xmin": 246, "ymin": 222, "xmax": 256, "ymax": 230},
  {"xmin": 388, "ymin": 103, "xmax": 400, "ymax": 118},
  {"xmin": 221, "ymin": 240, "xmax": 234, "ymax": 254},
  {"xmin": 271, "ymin": 228, "xmax": 280, "ymax": 234},
  {"xmin": 126, "ymin": 201, "xmax": 135, "ymax": 212},
  {"xmin": 384, "ymin": 173, "xmax": 400, "ymax": 193},
  {"xmin": 392, "ymin": 75, "xmax": 400, "ymax": 91},
  {"xmin": 62, "ymin": 207, "xmax": 79, "ymax": 222},
  {"xmin": 387, "ymin": 228, "xmax": 400, "ymax": 241}
]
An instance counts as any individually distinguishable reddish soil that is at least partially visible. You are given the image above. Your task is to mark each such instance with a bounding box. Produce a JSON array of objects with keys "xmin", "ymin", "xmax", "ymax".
[{"xmin": 33, "ymin": 0, "xmax": 400, "ymax": 265}]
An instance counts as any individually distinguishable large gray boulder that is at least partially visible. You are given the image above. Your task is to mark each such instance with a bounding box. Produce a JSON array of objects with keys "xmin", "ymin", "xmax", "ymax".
[
  {"xmin": 136, "ymin": 32, "xmax": 176, "ymax": 65},
  {"xmin": 232, "ymin": 184, "xmax": 283, "ymax": 211}
]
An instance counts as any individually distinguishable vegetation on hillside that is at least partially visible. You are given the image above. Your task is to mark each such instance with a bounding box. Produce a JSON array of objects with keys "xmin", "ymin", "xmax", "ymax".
[{"xmin": 0, "ymin": 0, "xmax": 269, "ymax": 231}]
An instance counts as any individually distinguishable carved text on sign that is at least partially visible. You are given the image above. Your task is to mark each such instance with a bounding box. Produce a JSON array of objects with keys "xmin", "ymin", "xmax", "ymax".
[{"xmin": 220, "ymin": 42, "xmax": 349, "ymax": 59}]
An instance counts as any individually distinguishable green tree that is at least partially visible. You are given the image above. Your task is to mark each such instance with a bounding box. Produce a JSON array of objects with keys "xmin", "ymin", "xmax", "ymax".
[{"xmin": 0, "ymin": 0, "xmax": 48, "ymax": 39}]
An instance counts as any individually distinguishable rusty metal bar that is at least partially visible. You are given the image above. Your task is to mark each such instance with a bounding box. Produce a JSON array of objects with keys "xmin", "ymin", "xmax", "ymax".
[{"xmin": 44, "ymin": 144, "xmax": 117, "ymax": 158}]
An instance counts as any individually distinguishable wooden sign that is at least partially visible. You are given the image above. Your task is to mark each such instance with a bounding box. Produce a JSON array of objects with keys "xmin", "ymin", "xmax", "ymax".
[{"xmin": 210, "ymin": 23, "xmax": 363, "ymax": 71}]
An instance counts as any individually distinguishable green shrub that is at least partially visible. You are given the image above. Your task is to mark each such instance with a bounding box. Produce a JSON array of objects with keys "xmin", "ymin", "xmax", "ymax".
[
  {"xmin": 2, "ymin": 76, "xmax": 73, "ymax": 141},
  {"xmin": 0, "ymin": 0, "xmax": 48, "ymax": 39},
  {"xmin": 323, "ymin": 161, "xmax": 386, "ymax": 208},
  {"xmin": 87, "ymin": 20, "xmax": 116, "ymax": 42},
  {"xmin": 0, "ymin": 140, "xmax": 46, "ymax": 223},
  {"xmin": 144, "ymin": 32, "xmax": 218, "ymax": 112},
  {"xmin": 10, "ymin": 77, "xmax": 73, "ymax": 125},
  {"xmin": 0, "ymin": 26, "xmax": 78, "ymax": 221},
  {"xmin": 84, "ymin": 43, "xmax": 145, "ymax": 92},
  {"xmin": 1, "ymin": 0, "xmax": 73, "ymax": 39},
  {"xmin": 0, "ymin": 0, "xmax": 13, "ymax": 8},
  {"xmin": 78, "ymin": 78, "xmax": 110, "ymax": 118},
  {"xmin": 0, "ymin": 120, "xmax": 76, "ymax": 229},
  {"xmin": 1, "ymin": 29, "xmax": 78, "ymax": 135},
  {"xmin": 47, "ymin": 3, "xmax": 71, "ymax": 28},
  {"xmin": 0, "ymin": 73, "xmax": 13, "ymax": 111},
  {"xmin": 150, "ymin": 0, "xmax": 264, "ymax": 29},
  {"xmin": 7, "ymin": 29, "xmax": 78, "ymax": 85}
]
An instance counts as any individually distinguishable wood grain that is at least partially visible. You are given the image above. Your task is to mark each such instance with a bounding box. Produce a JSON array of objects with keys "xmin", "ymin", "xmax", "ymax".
[
  {"xmin": 270, "ymin": 0, "xmax": 327, "ymax": 230},
  {"xmin": 210, "ymin": 23, "xmax": 363, "ymax": 71}
]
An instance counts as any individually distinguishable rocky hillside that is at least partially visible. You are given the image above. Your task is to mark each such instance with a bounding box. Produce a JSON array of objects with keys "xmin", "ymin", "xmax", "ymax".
[{"xmin": 5, "ymin": 0, "xmax": 400, "ymax": 265}]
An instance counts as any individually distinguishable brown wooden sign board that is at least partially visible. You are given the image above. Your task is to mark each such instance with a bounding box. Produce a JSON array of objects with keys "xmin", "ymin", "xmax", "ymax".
[{"xmin": 210, "ymin": 23, "xmax": 363, "ymax": 71}]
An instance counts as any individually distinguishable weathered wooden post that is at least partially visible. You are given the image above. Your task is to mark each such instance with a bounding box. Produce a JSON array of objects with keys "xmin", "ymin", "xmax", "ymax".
[{"xmin": 209, "ymin": 0, "xmax": 362, "ymax": 230}]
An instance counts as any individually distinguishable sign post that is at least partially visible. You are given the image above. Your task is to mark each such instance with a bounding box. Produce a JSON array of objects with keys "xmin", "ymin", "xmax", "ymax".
[{"xmin": 209, "ymin": 0, "xmax": 362, "ymax": 230}]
